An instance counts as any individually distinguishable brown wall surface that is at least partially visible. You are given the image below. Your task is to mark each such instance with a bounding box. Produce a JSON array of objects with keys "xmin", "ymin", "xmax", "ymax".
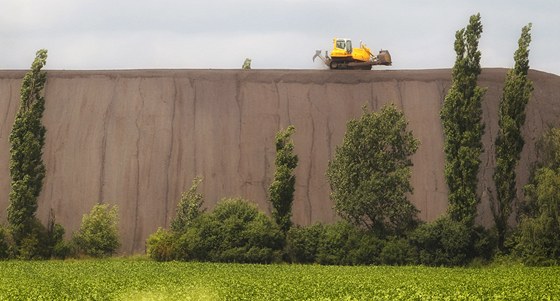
[{"xmin": 0, "ymin": 69, "xmax": 559, "ymax": 253}]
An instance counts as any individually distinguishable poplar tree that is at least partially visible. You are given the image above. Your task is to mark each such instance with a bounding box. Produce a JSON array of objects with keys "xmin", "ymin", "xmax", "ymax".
[
  {"xmin": 268, "ymin": 125, "xmax": 298, "ymax": 233},
  {"xmin": 440, "ymin": 14, "xmax": 486, "ymax": 226},
  {"xmin": 8, "ymin": 49, "xmax": 48, "ymax": 245},
  {"xmin": 492, "ymin": 24, "xmax": 533, "ymax": 250}
]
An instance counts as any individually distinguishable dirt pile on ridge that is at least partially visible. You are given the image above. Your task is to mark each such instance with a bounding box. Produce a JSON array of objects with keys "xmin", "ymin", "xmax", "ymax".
[{"xmin": 0, "ymin": 68, "xmax": 559, "ymax": 253}]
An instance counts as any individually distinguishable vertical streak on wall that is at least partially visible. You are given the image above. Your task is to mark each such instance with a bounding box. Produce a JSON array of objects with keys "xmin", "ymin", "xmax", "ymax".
[
  {"xmin": 164, "ymin": 77, "xmax": 178, "ymax": 226},
  {"xmin": 99, "ymin": 78, "xmax": 118, "ymax": 204}
]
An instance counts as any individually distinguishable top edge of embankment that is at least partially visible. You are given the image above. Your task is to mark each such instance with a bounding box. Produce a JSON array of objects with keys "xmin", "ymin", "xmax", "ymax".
[{"xmin": 0, "ymin": 68, "xmax": 557, "ymax": 85}]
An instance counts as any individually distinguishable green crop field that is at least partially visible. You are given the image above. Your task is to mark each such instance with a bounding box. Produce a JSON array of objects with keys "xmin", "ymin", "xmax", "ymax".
[{"xmin": 0, "ymin": 259, "xmax": 558, "ymax": 300}]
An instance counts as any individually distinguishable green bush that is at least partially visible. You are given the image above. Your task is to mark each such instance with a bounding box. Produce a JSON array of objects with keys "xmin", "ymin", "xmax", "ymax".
[
  {"xmin": 18, "ymin": 234, "xmax": 40, "ymax": 260},
  {"xmin": 146, "ymin": 227, "xmax": 177, "ymax": 262},
  {"xmin": 175, "ymin": 198, "xmax": 283, "ymax": 263},
  {"xmin": 409, "ymin": 216, "xmax": 471, "ymax": 266},
  {"xmin": 17, "ymin": 218, "xmax": 49, "ymax": 260},
  {"xmin": 316, "ymin": 222, "xmax": 351, "ymax": 265},
  {"xmin": 1, "ymin": 211, "xmax": 69, "ymax": 260},
  {"xmin": 174, "ymin": 214, "xmax": 219, "ymax": 261},
  {"xmin": 44, "ymin": 212, "xmax": 70, "ymax": 259},
  {"xmin": 285, "ymin": 224, "xmax": 324, "ymax": 263},
  {"xmin": 346, "ymin": 230, "xmax": 385, "ymax": 265},
  {"xmin": 51, "ymin": 238, "xmax": 72, "ymax": 259},
  {"xmin": 0, "ymin": 225, "xmax": 13, "ymax": 259},
  {"xmin": 15, "ymin": 216, "xmax": 71, "ymax": 260},
  {"xmin": 316, "ymin": 221, "xmax": 383, "ymax": 265},
  {"xmin": 514, "ymin": 215, "xmax": 560, "ymax": 266},
  {"xmin": 73, "ymin": 204, "xmax": 120, "ymax": 257},
  {"xmin": 471, "ymin": 225, "xmax": 496, "ymax": 261},
  {"xmin": 380, "ymin": 237, "xmax": 415, "ymax": 265}
]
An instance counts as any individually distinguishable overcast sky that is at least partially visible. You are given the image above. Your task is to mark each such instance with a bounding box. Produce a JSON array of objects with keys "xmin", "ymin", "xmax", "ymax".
[{"xmin": 1, "ymin": 0, "xmax": 559, "ymax": 75}]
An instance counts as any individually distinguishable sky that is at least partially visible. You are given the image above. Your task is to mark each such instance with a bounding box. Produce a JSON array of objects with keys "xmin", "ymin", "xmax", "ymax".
[{"xmin": 1, "ymin": 0, "xmax": 559, "ymax": 75}]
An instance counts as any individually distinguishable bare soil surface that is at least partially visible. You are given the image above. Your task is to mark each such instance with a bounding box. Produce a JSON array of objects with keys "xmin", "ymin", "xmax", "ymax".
[{"xmin": 1, "ymin": 68, "xmax": 558, "ymax": 253}]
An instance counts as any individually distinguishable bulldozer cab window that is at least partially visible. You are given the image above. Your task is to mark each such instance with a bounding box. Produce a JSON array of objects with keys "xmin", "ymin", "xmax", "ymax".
[
  {"xmin": 346, "ymin": 40, "xmax": 353, "ymax": 53},
  {"xmin": 336, "ymin": 40, "xmax": 346, "ymax": 49}
]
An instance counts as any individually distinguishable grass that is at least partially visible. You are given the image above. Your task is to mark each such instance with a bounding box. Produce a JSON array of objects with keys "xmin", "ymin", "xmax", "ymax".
[{"xmin": 0, "ymin": 259, "xmax": 559, "ymax": 300}]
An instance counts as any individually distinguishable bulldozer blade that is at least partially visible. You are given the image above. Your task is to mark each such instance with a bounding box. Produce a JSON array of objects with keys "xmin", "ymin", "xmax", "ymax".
[{"xmin": 374, "ymin": 50, "xmax": 392, "ymax": 66}]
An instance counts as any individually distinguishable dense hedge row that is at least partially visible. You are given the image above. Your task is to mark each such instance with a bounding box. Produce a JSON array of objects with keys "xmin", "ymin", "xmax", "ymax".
[{"xmin": 146, "ymin": 198, "xmax": 497, "ymax": 266}]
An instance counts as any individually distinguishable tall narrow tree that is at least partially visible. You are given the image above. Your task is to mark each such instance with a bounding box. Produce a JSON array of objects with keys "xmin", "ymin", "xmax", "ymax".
[
  {"xmin": 492, "ymin": 24, "xmax": 533, "ymax": 250},
  {"xmin": 440, "ymin": 14, "xmax": 486, "ymax": 226},
  {"xmin": 268, "ymin": 125, "xmax": 298, "ymax": 233},
  {"xmin": 8, "ymin": 49, "xmax": 48, "ymax": 245}
]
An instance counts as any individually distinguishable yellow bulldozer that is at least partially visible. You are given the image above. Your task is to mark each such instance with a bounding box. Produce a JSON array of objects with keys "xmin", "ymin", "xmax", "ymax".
[{"xmin": 313, "ymin": 38, "xmax": 392, "ymax": 70}]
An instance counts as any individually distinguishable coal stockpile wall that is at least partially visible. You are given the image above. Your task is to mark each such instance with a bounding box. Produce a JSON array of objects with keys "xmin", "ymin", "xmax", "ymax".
[{"xmin": 0, "ymin": 69, "xmax": 559, "ymax": 253}]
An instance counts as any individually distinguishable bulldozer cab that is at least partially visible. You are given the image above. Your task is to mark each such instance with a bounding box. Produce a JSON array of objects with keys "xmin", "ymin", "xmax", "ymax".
[
  {"xmin": 334, "ymin": 38, "xmax": 352, "ymax": 54},
  {"xmin": 332, "ymin": 39, "xmax": 352, "ymax": 56}
]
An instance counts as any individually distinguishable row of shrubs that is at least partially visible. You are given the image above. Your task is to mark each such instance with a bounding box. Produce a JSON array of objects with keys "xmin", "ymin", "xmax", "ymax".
[
  {"xmin": 0, "ymin": 204, "xmax": 119, "ymax": 259},
  {"xmin": 1, "ymin": 195, "xmax": 552, "ymax": 266},
  {"xmin": 147, "ymin": 197, "xmax": 497, "ymax": 266},
  {"xmin": 288, "ymin": 218, "xmax": 495, "ymax": 266},
  {"xmin": 0, "ymin": 195, "xmax": 552, "ymax": 266}
]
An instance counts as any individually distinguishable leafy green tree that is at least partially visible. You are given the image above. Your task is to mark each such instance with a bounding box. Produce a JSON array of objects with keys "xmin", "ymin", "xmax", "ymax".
[
  {"xmin": 74, "ymin": 204, "xmax": 120, "ymax": 257},
  {"xmin": 171, "ymin": 176, "xmax": 204, "ymax": 233},
  {"xmin": 268, "ymin": 125, "xmax": 298, "ymax": 233},
  {"xmin": 440, "ymin": 14, "xmax": 486, "ymax": 226},
  {"xmin": 327, "ymin": 104, "xmax": 419, "ymax": 236},
  {"xmin": 515, "ymin": 128, "xmax": 560, "ymax": 265},
  {"xmin": 517, "ymin": 167, "xmax": 560, "ymax": 265},
  {"xmin": 492, "ymin": 24, "xmax": 533, "ymax": 250},
  {"xmin": 8, "ymin": 49, "xmax": 48, "ymax": 246}
]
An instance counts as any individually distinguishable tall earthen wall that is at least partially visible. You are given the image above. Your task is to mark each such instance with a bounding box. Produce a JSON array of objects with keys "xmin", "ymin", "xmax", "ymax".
[{"xmin": 0, "ymin": 69, "xmax": 558, "ymax": 253}]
